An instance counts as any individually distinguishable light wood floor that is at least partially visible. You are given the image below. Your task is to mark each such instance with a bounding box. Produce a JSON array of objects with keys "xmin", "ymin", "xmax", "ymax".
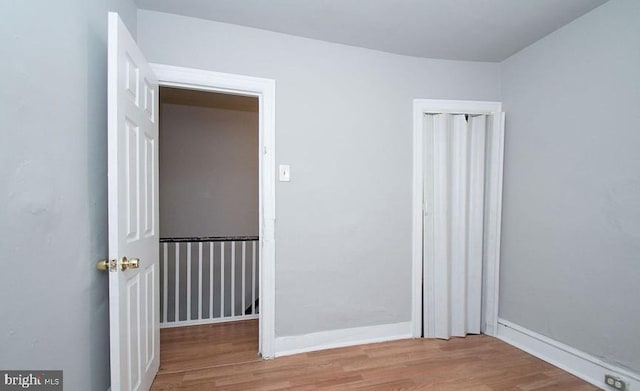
[
  {"xmin": 151, "ymin": 320, "xmax": 597, "ymax": 390},
  {"xmin": 156, "ymin": 320, "xmax": 261, "ymax": 373}
]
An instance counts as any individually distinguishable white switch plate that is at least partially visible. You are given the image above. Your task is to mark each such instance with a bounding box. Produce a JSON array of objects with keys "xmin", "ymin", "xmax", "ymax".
[{"xmin": 279, "ymin": 164, "xmax": 291, "ymax": 181}]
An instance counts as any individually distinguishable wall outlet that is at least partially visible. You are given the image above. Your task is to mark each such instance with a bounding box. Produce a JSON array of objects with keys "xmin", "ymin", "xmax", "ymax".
[{"xmin": 605, "ymin": 374, "xmax": 628, "ymax": 391}]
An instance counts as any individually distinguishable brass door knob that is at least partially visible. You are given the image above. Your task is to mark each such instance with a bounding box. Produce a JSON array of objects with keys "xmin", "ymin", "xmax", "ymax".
[
  {"xmin": 96, "ymin": 259, "xmax": 117, "ymax": 272},
  {"xmin": 121, "ymin": 256, "xmax": 140, "ymax": 271}
]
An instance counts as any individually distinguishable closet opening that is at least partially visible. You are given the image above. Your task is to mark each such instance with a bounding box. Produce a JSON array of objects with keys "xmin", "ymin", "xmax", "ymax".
[{"xmin": 412, "ymin": 100, "xmax": 505, "ymax": 341}]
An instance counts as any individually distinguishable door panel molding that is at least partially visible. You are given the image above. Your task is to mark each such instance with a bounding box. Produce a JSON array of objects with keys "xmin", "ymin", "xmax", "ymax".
[{"xmin": 108, "ymin": 12, "xmax": 160, "ymax": 391}]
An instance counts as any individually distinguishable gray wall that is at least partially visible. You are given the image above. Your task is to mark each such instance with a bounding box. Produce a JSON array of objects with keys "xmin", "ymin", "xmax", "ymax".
[
  {"xmin": 0, "ymin": 1, "xmax": 137, "ymax": 390},
  {"xmin": 500, "ymin": 0, "xmax": 640, "ymax": 373},
  {"xmin": 4, "ymin": 0, "xmax": 636, "ymax": 384},
  {"xmin": 159, "ymin": 103, "xmax": 258, "ymax": 238},
  {"xmin": 137, "ymin": 11, "xmax": 501, "ymax": 337}
]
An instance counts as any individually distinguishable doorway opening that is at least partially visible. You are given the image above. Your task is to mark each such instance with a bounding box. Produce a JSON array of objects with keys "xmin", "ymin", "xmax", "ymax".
[
  {"xmin": 411, "ymin": 99, "xmax": 505, "ymax": 340},
  {"xmin": 150, "ymin": 64, "xmax": 276, "ymax": 361},
  {"xmin": 157, "ymin": 86, "xmax": 261, "ymax": 370}
]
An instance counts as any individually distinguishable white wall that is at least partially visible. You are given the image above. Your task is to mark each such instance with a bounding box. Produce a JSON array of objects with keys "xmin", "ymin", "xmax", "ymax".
[
  {"xmin": 0, "ymin": 1, "xmax": 137, "ymax": 390},
  {"xmin": 500, "ymin": 0, "xmax": 640, "ymax": 373},
  {"xmin": 159, "ymin": 103, "xmax": 258, "ymax": 238},
  {"xmin": 138, "ymin": 11, "xmax": 501, "ymax": 337}
]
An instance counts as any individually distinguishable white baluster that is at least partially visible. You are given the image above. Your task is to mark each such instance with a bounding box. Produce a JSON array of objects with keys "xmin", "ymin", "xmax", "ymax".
[
  {"xmin": 209, "ymin": 242, "xmax": 214, "ymax": 319},
  {"xmin": 220, "ymin": 242, "xmax": 225, "ymax": 318},
  {"xmin": 198, "ymin": 242, "xmax": 203, "ymax": 321},
  {"xmin": 242, "ymin": 241, "xmax": 246, "ymax": 316},
  {"xmin": 187, "ymin": 243, "xmax": 191, "ymax": 321},
  {"xmin": 252, "ymin": 240, "xmax": 256, "ymax": 314},
  {"xmin": 231, "ymin": 241, "xmax": 235, "ymax": 317},
  {"xmin": 163, "ymin": 242, "xmax": 168, "ymax": 324},
  {"xmin": 174, "ymin": 243, "xmax": 180, "ymax": 322}
]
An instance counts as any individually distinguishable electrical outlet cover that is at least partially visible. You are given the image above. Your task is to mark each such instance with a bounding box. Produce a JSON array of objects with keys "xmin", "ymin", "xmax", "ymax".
[{"xmin": 604, "ymin": 374, "xmax": 627, "ymax": 391}]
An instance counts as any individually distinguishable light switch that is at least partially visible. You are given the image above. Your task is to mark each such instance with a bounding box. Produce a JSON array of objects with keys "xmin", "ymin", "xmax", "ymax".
[{"xmin": 279, "ymin": 164, "xmax": 291, "ymax": 182}]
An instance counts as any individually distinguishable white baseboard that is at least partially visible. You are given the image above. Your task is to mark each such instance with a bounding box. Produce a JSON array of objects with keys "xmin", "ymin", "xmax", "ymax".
[
  {"xmin": 497, "ymin": 319, "xmax": 640, "ymax": 390},
  {"xmin": 274, "ymin": 321, "xmax": 413, "ymax": 357}
]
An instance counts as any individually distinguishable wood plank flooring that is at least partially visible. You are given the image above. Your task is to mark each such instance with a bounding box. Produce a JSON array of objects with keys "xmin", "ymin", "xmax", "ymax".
[
  {"xmin": 151, "ymin": 320, "xmax": 597, "ymax": 390},
  {"xmin": 157, "ymin": 320, "xmax": 261, "ymax": 373}
]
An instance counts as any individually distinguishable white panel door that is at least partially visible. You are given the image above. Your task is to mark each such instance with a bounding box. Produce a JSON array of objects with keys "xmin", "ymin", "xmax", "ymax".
[{"xmin": 107, "ymin": 12, "xmax": 159, "ymax": 391}]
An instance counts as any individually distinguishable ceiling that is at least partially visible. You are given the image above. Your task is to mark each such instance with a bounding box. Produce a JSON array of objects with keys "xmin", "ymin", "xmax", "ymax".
[
  {"xmin": 134, "ymin": 0, "xmax": 608, "ymax": 62},
  {"xmin": 160, "ymin": 87, "xmax": 258, "ymax": 112}
]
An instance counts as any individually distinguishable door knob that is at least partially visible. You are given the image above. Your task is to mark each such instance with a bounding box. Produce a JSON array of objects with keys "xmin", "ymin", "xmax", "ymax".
[
  {"xmin": 120, "ymin": 256, "xmax": 140, "ymax": 271},
  {"xmin": 96, "ymin": 259, "xmax": 117, "ymax": 272}
]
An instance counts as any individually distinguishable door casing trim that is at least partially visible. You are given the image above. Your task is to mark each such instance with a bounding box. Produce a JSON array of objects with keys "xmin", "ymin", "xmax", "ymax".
[
  {"xmin": 411, "ymin": 99, "xmax": 504, "ymax": 338},
  {"xmin": 151, "ymin": 63, "xmax": 277, "ymax": 358}
]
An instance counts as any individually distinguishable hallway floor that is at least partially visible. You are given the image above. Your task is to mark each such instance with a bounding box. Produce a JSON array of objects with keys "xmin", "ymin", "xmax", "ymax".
[{"xmin": 151, "ymin": 320, "xmax": 596, "ymax": 390}]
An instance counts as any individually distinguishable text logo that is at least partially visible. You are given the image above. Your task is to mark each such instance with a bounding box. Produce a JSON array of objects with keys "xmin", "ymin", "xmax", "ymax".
[{"xmin": 0, "ymin": 371, "xmax": 62, "ymax": 391}]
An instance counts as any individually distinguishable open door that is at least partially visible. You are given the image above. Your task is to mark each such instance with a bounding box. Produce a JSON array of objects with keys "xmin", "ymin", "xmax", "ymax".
[{"xmin": 106, "ymin": 12, "xmax": 159, "ymax": 391}]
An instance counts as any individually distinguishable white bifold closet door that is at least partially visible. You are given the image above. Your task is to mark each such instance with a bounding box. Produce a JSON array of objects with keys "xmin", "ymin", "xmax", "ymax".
[{"xmin": 423, "ymin": 113, "xmax": 487, "ymax": 339}]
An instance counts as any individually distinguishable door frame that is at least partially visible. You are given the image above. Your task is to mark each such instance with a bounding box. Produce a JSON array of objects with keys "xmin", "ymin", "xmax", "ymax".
[
  {"xmin": 411, "ymin": 99, "xmax": 505, "ymax": 338},
  {"xmin": 150, "ymin": 63, "xmax": 277, "ymax": 358}
]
